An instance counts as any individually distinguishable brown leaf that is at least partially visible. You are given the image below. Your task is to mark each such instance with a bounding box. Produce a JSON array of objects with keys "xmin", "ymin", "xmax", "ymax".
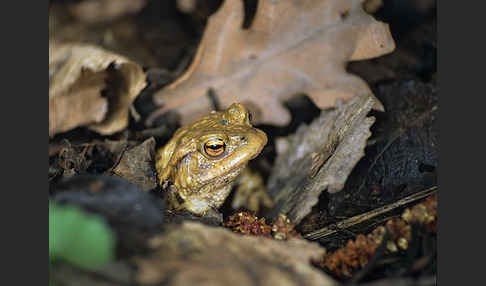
[
  {"xmin": 48, "ymin": 68, "xmax": 109, "ymax": 136},
  {"xmin": 264, "ymin": 94, "xmax": 376, "ymax": 223},
  {"xmin": 112, "ymin": 138, "xmax": 157, "ymax": 191},
  {"xmin": 152, "ymin": 0, "xmax": 395, "ymax": 126},
  {"xmin": 49, "ymin": 42, "xmax": 146, "ymax": 136},
  {"xmin": 135, "ymin": 222, "xmax": 336, "ymax": 286}
]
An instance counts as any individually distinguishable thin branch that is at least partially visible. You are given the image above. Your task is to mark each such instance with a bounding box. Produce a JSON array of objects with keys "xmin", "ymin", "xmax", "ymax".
[{"xmin": 303, "ymin": 186, "xmax": 437, "ymax": 241}]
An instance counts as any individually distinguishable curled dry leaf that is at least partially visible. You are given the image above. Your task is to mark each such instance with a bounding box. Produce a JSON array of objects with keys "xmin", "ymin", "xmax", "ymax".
[
  {"xmin": 152, "ymin": 0, "xmax": 395, "ymax": 126},
  {"xmin": 264, "ymin": 94, "xmax": 376, "ymax": 223},
  {"xmin": 49, "ymin": 41, "xmax": 146, "ymax": 136},
  {"xmin": 112, "ymin": 137, "xmax": 158, "ymax": 191},
  {"xmin": 136, "ymin": 222, "xmax": 336, "ymax": 286}
]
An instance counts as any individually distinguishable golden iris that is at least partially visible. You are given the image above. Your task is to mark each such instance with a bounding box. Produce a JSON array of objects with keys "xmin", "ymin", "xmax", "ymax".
[{"xmin": 204, "ymin": 139, "xmax": 226, "ymax": 157}]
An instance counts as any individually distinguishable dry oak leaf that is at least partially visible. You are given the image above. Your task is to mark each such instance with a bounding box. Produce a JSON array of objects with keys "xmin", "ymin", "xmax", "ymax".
[
  {"xmin": 152, "ymin": 0, "xmax": 395, "ymax": 126},
  {"xmin": 136, "ymin": 222, "xmax": 336, "ymax": 286},
  {"xmin": 49, "ymin": 42, "xmax": 146, "ymax": 136}
]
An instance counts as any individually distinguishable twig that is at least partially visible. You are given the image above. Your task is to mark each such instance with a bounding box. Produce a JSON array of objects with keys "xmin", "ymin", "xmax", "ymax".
[
  {"xmin": 206, "ymin": 88, "xmax": 220, "ymax": 111},
  {"xmin": 303, "ymin": 186, "xmax": 437, "ymax": 241}
]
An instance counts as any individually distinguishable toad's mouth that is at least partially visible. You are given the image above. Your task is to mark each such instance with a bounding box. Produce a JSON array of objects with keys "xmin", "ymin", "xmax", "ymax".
[
  {"xmin": 201, "ymin": 164, "xmax": 247, "ymax": 189},
  {"xmin": 197, "ymin": 151, "xmax": 257, "ymax": 189}
]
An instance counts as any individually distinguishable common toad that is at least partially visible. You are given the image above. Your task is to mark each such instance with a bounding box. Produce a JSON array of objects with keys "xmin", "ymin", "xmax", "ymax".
[{"xmin": 155, "ymin": 103, "xmax": 268, "ymax": 215}]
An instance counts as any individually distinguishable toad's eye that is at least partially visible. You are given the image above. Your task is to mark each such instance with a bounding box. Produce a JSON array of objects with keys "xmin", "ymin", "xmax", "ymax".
[{"xmin": 204, "ymin": 139, "xmax": 226, "ymax": 157}]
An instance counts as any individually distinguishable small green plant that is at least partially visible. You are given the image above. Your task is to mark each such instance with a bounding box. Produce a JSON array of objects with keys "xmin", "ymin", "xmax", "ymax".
[{"xmin": 49, "ymin": 201, "xmax": 116, "ymax": 270}]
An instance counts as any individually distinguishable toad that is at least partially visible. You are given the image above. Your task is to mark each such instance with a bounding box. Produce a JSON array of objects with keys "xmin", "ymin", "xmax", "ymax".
[{"xmin": 155, "ymin": 103, "xmax": 268, "ymax": 215}]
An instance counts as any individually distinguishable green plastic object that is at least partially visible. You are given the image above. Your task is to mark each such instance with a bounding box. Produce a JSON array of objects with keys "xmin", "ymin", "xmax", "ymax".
[{"xmin": 49, "ymin": 201, "xmax": 115, "ymax": 270}]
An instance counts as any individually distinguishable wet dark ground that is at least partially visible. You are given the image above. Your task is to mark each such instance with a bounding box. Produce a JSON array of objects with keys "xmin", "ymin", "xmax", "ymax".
[{"xmin": 49, "ymin": 0, "xmax": 437, "ymax": 284}]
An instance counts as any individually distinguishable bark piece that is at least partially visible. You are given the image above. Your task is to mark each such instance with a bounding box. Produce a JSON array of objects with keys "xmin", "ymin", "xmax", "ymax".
[
  {"xmin": 112, "ymin": 138, "xmax": 158, "ymax": 191},
  {"xmin": 135, "ymin": 222, "xmax": 336, "ymax": 286},
  {"xmin": 264, "ymin": 94, "xmax": 376, "ymax": 223},
  {"xmin": 152, "ymin": 0, "xmax": 395, "ymax": 126}
]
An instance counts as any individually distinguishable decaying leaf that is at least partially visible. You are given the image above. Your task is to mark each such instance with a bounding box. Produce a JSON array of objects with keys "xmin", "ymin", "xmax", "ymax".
[
  {"xmin": 49, "ymin": 64, "xmax": 109, "ymax": 137},
  {"xmin": 135, "ymin": 222, "xmax": 336, "ymax": 286},
  {"xmin": 152, "ymin": 0, "xmax": 395, "ymax": 126},
  {"xmin": 264, "ymin": 94, "xmax": 376, "ymax": 223},
  {"xmin": 49, "ymin": 41, "xmax": 146, "ymax": 136},
  {"xmin": 112, "ymin": 137, "xmax": 158, "ymax": 191}
]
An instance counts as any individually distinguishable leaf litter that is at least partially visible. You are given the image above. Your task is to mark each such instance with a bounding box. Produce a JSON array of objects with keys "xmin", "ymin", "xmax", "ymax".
[{"xmin": 48, "ymin": 0, "xmax": 437, "ymax": 285}]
